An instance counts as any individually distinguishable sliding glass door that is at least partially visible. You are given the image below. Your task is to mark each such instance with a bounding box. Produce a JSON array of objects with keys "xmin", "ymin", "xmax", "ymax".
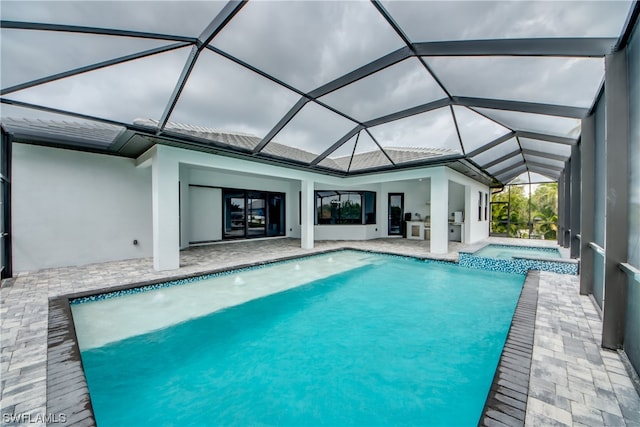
[{"xmin": 223, "ymin": 189, "xmax": 285, "ymax": 240}]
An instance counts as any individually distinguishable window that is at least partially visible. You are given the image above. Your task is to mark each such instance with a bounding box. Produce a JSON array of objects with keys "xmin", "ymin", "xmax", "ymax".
[
  {"xmin": 315, "ymin": 191, "xmax": 376, "ymax": 225},
  {"xmin": 478, "ymin": 191, "xmax": 483, "ymax": 221},
  {"xmin": 484, "ymin": 193, "xmax": 489, "ymax": 221},
  {"xmin": 364, "ymin": 191, "xmax": 376, "ymax": 224}
]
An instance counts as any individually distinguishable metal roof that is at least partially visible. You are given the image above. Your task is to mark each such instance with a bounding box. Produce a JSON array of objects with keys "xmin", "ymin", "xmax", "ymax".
[{"xmin": 1, "ymin": 0, "xmax": 637, "ymax": 185}]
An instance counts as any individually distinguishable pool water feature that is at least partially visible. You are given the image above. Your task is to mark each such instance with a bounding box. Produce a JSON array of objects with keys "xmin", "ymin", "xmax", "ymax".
[{"xmin": 73, "ymin": 251, "xmax": 525, "ymax": 426}]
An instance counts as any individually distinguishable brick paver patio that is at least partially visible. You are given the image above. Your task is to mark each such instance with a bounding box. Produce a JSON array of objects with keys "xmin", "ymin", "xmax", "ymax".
[{"xmin": 1, "ymin": 237, "xmax": 638, "ymax": 426}]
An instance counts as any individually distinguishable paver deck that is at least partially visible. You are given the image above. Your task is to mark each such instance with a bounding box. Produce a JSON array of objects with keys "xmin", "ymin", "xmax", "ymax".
[{"xmin": 1, "ymin": 237, "xmax": 639, "ymax": 426}]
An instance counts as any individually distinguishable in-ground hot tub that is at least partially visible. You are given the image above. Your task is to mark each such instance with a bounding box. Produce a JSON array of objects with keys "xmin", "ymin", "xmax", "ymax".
[{"xmin": 459, "ymin": 243, "xmax": 579, "ymax": 275}]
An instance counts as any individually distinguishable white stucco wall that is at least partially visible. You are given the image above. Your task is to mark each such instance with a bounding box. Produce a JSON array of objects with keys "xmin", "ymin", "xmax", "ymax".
[
  {"xmin": 12, "ymin": 143, "xmax": 152, "ymax": 272},
  {"xmin": 445, "ymin": 169, "xmax": 490, "ymax": 244},
  {"xmin": 188, "ymin": 186, "xmax": 222, "ymax": 243}
]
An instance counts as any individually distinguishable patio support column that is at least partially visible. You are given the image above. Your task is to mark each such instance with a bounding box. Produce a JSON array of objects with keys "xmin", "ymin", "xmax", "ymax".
[
  {"xmin": 580, "ymin": 114, "xmax": 595, "ymax": 295},
  {"xmin": 179, "ymin": 166, "xmax": 190, "ymax": 250},
  {"xmin": 430, "ymin": 170, "xmax": 448, "ymax": 254},
  {"xmin": 300, "ymin": 179, "xmax": 314, "ymax": 249},
  {"xmin": 563, "ymin": 160, "xmax": 571, "ymax": 248},
  {"xmin": 152, "ymin": 146, "xmax": 180, "ymax": 271},
  {"xmin": 570, "ymin": 144, "xmax": 581, "ymax": 258},
  {"xmin": 557, "ymin": 172, "xmax": 565, "ymax": 246},
  {"xmin": 602, "ymin": 50, "xmax": 629, "ymax": 350}
]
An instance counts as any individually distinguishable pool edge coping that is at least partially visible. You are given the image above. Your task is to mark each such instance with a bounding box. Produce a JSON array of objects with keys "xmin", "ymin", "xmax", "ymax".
[
  {"xmin": 479, "ymin": 270, "xmax": 540, "ymax": 427},
  {"xmin": 47, "ymin": 297, "xmax": 96, "ymax": 426},
  {"xmin": 46, "ymin": 248, "xmax": 527, "ymax": 427}
]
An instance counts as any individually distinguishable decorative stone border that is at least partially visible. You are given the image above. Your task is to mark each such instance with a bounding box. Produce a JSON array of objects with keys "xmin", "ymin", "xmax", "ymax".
[
  {"xmin": 47, "ymin": 298, "xmax": 95, "ymax": 426},
  {"xmin": 479, "ymin": 271, "xmax": 540, "ymax": 426}
]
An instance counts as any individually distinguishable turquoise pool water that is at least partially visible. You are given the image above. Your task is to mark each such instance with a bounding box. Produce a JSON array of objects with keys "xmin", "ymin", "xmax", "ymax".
[
  {"xmin": 78, "ymin": 253, "xmax": 524, "ymax": 426},
  {"xmin": 473, "ymin": 244, "xmax": 561, "ymax": 260}
]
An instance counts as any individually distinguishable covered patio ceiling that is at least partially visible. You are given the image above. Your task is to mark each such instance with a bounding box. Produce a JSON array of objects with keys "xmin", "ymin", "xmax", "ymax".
[{"xmin": 0, "ymin": 0, "xmax": 637, "ymax": 185}]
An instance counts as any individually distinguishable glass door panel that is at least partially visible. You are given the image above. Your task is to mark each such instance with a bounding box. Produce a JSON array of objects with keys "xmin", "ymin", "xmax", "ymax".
[
  {"xmin": 388, "ymin": 193, "xmax": 404, "ymax": 236},
  {"xmin": 247, "ymin": 192, "xmax": 266, "ymax": 238},
  {"xmin": 224, "ymin": 192, "xmax": 245, "ymax": 239},
  {"xmin": 267, "ymin": 194, "xmax": 285, "ymax": 236}
]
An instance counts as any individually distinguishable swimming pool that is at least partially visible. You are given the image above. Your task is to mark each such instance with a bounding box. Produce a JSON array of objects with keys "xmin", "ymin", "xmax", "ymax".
[{"xmin": 72, "ymin": 251, "xmax": 525, "ymax": 426}]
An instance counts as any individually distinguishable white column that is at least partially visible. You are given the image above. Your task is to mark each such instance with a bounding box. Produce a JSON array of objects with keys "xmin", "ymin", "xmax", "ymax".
[
  {"xmin": 300, "ymin": 179, "xmax": 315, "ymax": 249},
  {"xmin": 464, "ymin": 185, "xmax": 472, "ymax": 243},
  {"xmin": 179, "ymin": 165, "xmax": 190, "ymax": 250},
  {"xmin": 430, "ymin": 170, "xmax": 449, "ymax": 254},
  {"xmin": 152, "ymin": 146, "xmax": 180, "ymax": 270}
]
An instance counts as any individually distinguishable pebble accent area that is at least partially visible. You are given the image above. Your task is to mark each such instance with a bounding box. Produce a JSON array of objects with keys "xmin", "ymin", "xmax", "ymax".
[
  {"xmin": 1, "ymin": 237, "xmax": 639, "ymax": 427},
  {"xmin": 459, "ymin": 253, "xmax": 579, "ymax": 275}
]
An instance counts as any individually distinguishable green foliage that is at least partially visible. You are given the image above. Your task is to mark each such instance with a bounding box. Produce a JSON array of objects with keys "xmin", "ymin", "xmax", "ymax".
[
  {"xmin": 531, "ymin": 184, "xmax": 558, "ymax": 239},
  {"xmin": 491, "ymin": 186, "xmax": 529, "ymax": 237},
  {"xmin": 490, "ymin": 183, "xmax": 558, "ymax": 239}
]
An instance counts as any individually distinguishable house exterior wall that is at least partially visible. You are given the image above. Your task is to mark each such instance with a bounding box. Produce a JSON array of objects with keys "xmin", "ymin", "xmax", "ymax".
[
  {"xmin": 10, "ymin": 142, "xmax": 491, "ymax": 272},
  {"xmin": 12, "ymin": 143, "xmax": 152, "ymax": 272}
]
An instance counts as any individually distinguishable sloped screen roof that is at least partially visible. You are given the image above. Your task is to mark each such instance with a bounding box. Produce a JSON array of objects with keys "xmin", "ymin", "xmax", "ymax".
[{"xmin": 0, "ymin": 0, "xmax": 635, "ymax": 185}]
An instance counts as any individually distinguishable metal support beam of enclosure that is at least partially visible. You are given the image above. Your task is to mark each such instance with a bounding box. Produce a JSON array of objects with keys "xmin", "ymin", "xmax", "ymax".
[
  {"xmin": 1, "ymin": 130, "xmax": 12, "ymax": 279},
  {"xmin": 570, "ymin": 144, "xmax": 581, "ymax": 258},
  {"xmin": 563, "ymin": 160, "xmax": 571, "ymax": 249},
  {"xmin": 557, "ymin": 172, "xmax": 564, "ymax": 247},
  {"xmin": 580, "ymin": 115, "xmax": 595, "ymax": 296},
  {"xmin": 601, "ymin": 50, "xmax": 629, "ymax": 350}
]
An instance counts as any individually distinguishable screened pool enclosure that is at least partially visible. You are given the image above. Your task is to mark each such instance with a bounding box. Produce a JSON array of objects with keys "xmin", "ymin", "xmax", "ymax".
[{"xmin": 1, "ymin": 1, "xmax": 640, "ymax": 373}]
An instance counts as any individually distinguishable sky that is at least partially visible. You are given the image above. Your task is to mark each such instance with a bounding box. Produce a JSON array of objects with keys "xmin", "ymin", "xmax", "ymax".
[{"xmin": 0, "ymin": 0, "xmax": 634, "ymax": 181}]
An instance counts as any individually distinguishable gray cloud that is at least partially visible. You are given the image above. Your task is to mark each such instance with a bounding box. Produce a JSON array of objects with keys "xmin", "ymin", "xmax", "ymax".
[
  {"xmin": 267, "ymin": 101, "xmax": 357, "ymax": 154},
  {"xmin": 474, "ymin": 108, "xmax": 581, "ymax": 139},
  {"xmin": 369, "ymin": 106, "xmax": 461, "ymax": 152},
  {"xmin": 425, "ymin": 56, "xmax": 604, "ymax": 108},
  {"xmin": 1, "ymin": 1, "xmax": 225, "ymax": 37},
  {"xmin": 211, "ymin": 1, "xmax": 404, "ymax": 91},
  {"xmin": 452, "ymin": 106, "xmax": 511, "ymax": 153},
  {"xmin": 381, "ymin": 1, "xmax": 633, "ymax": 41},
  {"xmin": 170, "ymin": 50, "xmax": 301, "ymax": 138},
  {"xmin": 319, "ymin": 57, "xmax": 446, "ymax": 122},
  {"xmin": 10, "ymin": 46, "xmax": 193, "ymax": 123},
  {"xmin": 1, "ymin": 0, "xmax": 633, "ymax": 181}
]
